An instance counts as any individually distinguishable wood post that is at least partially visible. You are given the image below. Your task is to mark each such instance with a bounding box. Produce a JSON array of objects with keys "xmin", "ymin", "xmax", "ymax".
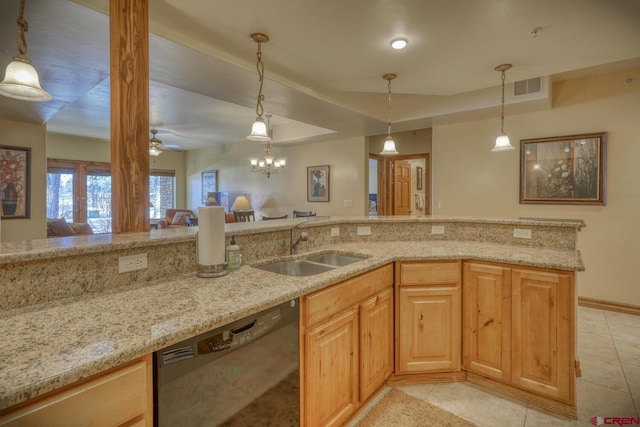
[{"xmin": 109, "ymin": 0, "xmax": 149, "ymax": 233}]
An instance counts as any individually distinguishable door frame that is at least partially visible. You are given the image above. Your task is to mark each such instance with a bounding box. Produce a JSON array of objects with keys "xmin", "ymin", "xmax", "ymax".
[{"xmin": 369, "ymin": 153, "xmax": 430, "ymax": 216}]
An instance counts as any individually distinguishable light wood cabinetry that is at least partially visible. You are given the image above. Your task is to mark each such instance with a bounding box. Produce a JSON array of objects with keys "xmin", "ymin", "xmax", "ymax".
[
  {"xmin": 301, "ymin": 264, "xmax": 393, "ymax": 427},
  {"xmin": 0, "ymin": 355, "xmax": 153, "ymax": 427},
  {"xmin": 463, "ymin": 261, "xmax": 575, "ymax": 408},
  {"xmin": 395, "ymin": 260, "xmax": 461, "ymax": 374}
]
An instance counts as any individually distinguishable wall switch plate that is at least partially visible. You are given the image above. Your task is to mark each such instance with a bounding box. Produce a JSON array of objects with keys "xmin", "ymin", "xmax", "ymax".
[
  {"xmin": 438, "ymin": 201, "xmax": 445, "ymax": 210},
  {"xmin": 357, "ymin": 226, "xmax": 372, "ymax": 236},
  {"xmin": 119, "ymin": 253, "xmax": 148, "ymax": 273},
  {"xmin": 431, "ymin": 225, "xmax": 445, "ymax": 235},
  {"xmin": 344, "ymin": 199, "xmax": 353, "ymax": 208},
  {"xmin": 331, "ymin": 227, "xmax": 340, "ymax": 237},
  {"xmin": 513, "ymin": 228, "xmax": 532, "ymax": 239}
]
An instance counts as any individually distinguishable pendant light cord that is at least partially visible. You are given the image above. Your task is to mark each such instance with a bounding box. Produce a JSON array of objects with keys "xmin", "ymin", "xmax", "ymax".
[
  {"xmin": 387, "ymin": 78, "xmax": 392, "ymax": 136},
  {"xmin": 15, "ymin": 0, "xmax": 29, "ymax": 58},
  {"xmin": 255, "ymin": 41, "xmax": 265, "ymax": 119},
  {"xmin": 500, "ymin": 70, "xmax": 506, "ymax": 133}
]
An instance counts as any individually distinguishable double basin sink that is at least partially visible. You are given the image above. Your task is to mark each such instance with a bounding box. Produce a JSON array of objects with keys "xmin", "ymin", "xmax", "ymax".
[{"xmin": 254, "ymin": 253, "xmax": 367, "ymax": 276}]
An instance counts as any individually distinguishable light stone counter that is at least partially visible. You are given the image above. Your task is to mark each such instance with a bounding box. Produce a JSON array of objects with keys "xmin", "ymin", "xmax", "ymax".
[{"xmin": 0, "ymin": 218, "xmax": 584, "ymax": 409}]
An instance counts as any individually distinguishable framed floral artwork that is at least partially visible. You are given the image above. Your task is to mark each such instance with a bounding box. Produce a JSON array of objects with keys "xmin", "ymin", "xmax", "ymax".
[
  {"xmin": 1, "ymin": 146, "xmax": 30, "ymax": 219},
  {"xmin": 520, "ymin": 132, "xmax": 607, "ymax": 205}
]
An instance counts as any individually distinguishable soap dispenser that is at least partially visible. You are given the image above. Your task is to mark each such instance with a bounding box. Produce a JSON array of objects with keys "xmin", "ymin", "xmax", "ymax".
[{"xmin": 226, "ymin": 236, "xmax": 241, "ymax": 270}]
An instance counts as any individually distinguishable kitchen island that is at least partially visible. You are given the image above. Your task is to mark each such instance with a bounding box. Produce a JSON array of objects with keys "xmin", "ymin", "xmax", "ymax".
[{"xmin": 0, "ymin": 216, "xmax": 584, "ymax": 421}]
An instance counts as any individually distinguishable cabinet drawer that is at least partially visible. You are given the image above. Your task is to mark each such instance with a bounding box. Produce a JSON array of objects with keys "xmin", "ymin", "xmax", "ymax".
[
  {"xmin": 0, "ymin": 357, "xmax": 151, "ymax": 427},
  {"xmin": 304, "ymin": 264, "xmax": 393, "ymax": 327},
  {"xmin": 397, "ymin": 260, "xmax": 460, "ymax": 286}
]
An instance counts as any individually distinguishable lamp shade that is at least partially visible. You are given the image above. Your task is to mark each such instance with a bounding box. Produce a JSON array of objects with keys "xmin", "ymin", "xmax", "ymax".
[
  {"xmin": 231, "ymin": 195, "xmax": 252, "ymax": 211},
  {"xmin": 380, "ymin": 136, "xmax": 399, "ymax": 155},
  {"xmin": 492, "ymin": 133, "xmax": 515, "ymax": 151},
  {"xmin": 247, "ymin": 117, "xmax": 270, "ymax": 141},
  {"xmin": 0, "ymin": 58, "xmax": 51, "ymax": 102}
]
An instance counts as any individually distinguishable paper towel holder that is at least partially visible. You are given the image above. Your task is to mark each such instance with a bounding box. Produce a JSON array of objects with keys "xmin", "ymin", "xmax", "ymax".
[
  {"xmin": 196, "ymin": 232, "xmax": 229, "ymax": 278},
  {"xmin": 197, "ymin": 263, "xmax": 229, "ymax": 278}
]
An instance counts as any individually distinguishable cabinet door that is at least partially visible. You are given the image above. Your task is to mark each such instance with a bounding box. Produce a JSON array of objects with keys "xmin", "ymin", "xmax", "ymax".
[
  {"xmin": 512, "ymin": 268, "xmax": 575, "ymax": 403},
  {"xmin": 360, "ymin": 288, "xmax": 393, "ymax": 402},
  {"xmin": 305, "ymin": 308, "xmax": 359, "ymax": 427},
  {"xmin": 463, "ymin": 262, "xmax": 512, "ymax": 382},
  {"xmin": 397, "ymin": 285, "xmax": 461, "ymax": 373}
]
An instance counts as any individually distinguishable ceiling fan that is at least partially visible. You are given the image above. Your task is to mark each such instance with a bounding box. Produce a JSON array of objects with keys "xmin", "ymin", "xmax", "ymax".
[{"xmin": 149, "ymin": 128, "xmax": 166, "ymax": 156}]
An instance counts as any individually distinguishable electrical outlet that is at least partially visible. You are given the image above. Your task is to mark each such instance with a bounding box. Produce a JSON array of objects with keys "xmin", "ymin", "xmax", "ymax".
[
  {"xmin": 343, "ymin": 200, "xmax": 353, "ymax": 208},
  {"xmin": 118, "ymin": 253, "xmax": 148, "ymax": 273},
  {"xmin": 513, "ymin": 228, "xmax": 532, "ymax": 239},
  {"xmin": 431, "ymin": 225, "xmax": 445, "ymax": 235},
  {"xmin": 331, "ymin": 227, "xmax": 340, "ymax": 237},
  {"xmin": 357, "ymin": 226, "xmax": 372, "ymax": 236}
]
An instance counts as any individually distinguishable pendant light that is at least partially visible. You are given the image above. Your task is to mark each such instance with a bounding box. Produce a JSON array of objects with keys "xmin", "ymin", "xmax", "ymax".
[
  {"xmin": 249, "ymin": 115, "xmax": 286, "ymax": 178},
  {"xmin": 380, "ymin": 73, "xmax": 399, "ymax": 155},
  {"xmin": 149, "ymin": 129, "xmax": 163, "ymax": 157},
  {"xmin": 0, "ymin": 0, "xmax": 51, "ymax": 102},
  {"xmin": 247, "ymin": 33, "xmax": 271, "ymax": 141},
  {"xmin": 492, "ymin": 64, "xmax": 514, "ymax": 151}
]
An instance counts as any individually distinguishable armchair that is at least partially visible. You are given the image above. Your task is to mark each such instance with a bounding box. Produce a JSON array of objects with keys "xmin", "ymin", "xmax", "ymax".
[{"xmin": 162, "ymin": 209, "xmax": 195, "ymax": 227}]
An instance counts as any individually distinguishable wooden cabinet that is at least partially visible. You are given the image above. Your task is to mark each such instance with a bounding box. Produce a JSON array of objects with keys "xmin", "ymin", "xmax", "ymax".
[
  {"xmin": 301, "ymin": 264, "xmax": 393, "ymax": 427},
  {"xmin": 463, "ymin": 262, "xmax": 575, "ymax": 405},
  {"xmin": 395, "ymin": 260, "xmax": 461, "ymax": 374},
  {"xmin": 0, "ymin": 355, "xmax": 153, "ymax": 427}
]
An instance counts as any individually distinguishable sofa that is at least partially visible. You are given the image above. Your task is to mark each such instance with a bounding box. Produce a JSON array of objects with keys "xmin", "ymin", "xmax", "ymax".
[
  {"xmin": 47, "ymin": 218, "xmax": 94, "ymax": 237},
  {"xmin": 161, "ymin": 209, "xmax": 195, "ymax": 228}
]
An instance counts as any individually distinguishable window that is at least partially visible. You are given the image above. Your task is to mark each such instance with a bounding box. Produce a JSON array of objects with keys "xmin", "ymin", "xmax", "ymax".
[{"xmin": 47, "ymin": 159, "xmax": 175, "ymax": 233}]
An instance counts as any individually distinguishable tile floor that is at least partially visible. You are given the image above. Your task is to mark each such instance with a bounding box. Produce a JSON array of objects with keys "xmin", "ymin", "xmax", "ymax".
[{"xmin": 349, "ymin": 306, "xmax": 640, "ymax": 426}]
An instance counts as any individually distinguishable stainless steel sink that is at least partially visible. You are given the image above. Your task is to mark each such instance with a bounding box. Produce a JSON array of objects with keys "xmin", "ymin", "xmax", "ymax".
[
  {"xmin": 304, "ymin": 253, "xmax": 367, "ymax": 267},
  {"xmin": 254, "ymin": 260, "xmax": 336, "ymax": 276},
  {"xmin": 254, "ymin": 253, "xmax": 367, "ymax": 276}
]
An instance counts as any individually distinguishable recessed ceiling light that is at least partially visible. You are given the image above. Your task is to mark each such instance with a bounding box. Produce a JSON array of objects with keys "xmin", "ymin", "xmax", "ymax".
[{"xmin": 390, "ymin": 38, "xmax": 408, "ymax": 50}]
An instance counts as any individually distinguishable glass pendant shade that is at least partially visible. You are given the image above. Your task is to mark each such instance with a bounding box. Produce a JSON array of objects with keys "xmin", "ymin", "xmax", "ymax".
[
  {"xmin": 492, "ymin": 133, "xmax": 515, "ymax": 151},
  {"xmin": 0, "ymin": 57, "xmax": 51, "ymax": 102},
  {"xmin": 380, "ymin": 136, "xmax": 399, "ymax": 155},
  {"xmin": 149, "ymin": 146, "xmax": 162, "ymax": 156},
  {"xmin": 247, "ymin": 117, "xmax": 270, "ymax": 141}
]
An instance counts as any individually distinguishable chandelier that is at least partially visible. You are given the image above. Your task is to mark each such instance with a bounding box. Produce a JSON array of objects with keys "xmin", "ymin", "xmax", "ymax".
[{"xmin": 249, "ymin": 115, "xmax": 286, "ymax": 179}]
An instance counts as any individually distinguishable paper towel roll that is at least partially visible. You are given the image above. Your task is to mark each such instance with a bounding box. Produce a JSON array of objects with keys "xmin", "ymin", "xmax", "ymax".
[{"xmin": 197, "ymin": 206, "xmax": 226, "ymax": 266}]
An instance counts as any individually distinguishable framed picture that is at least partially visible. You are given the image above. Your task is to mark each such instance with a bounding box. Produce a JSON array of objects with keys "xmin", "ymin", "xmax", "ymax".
[
  {"xmin": 416, "ymin": 166, "xmax": 423, "ymax": 190},
  {"xmin": 520, "ymin": 132, "xmax": 607, "ymax": 205},
  {"xmin": 201, "ymin": 170, "xmax": 218, "ymax": 204},
  {"xmin": 307, "ymin": 165, "xmax": 330, "ymax": 202},
  {"xmin": 1, "ymin": 145, "xmax": 30, "ymax": 219}
]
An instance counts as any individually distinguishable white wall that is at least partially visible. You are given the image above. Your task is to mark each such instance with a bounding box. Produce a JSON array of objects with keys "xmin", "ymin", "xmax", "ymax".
[
  {"xmin": 0, "ymin": 120, "xmax": 47, "ymax": 242},
  {"xmin": 433, "ymin": 67, "xmax": 640, "ymax": 306},
  {"xmin": 186, "ymin": 136, "xmax": 367, "ymax": 218}
]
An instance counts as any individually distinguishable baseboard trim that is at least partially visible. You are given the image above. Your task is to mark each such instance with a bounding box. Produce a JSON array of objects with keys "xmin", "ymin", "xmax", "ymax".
[
  {"xmin": 387, "ymin": 371, "xmax": 467, "ymax": 385},
  {"xmin": 578, "ymin": 297, "xmax": 640, "ymax": 316}
]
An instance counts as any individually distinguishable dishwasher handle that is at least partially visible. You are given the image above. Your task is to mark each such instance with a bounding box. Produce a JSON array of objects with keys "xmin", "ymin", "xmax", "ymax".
[{"xmin": 231, "ymin": 319, "xmax": 257, "ymax": 335}]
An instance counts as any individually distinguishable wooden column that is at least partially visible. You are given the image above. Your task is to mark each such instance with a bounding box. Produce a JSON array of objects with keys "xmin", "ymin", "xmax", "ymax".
[{"xmin": 109, "ymin": 0, "xmax": 149, "ymax": 233}]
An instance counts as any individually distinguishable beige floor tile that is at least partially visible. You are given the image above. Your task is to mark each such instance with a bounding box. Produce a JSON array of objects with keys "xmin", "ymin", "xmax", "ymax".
[
  {"xmin": 605, "ymin": 311, "xmax": 640, "ymax": 327},
  {"xmin": 578, "ymin": 332, "xmax": 618, "ymax": 360},
  {"xmin": 622, "ymin": 363, "xmax": 640, "ymax": 396},
  {"xmin": 343, "ymin": 387, "xmax": 390, "ymax": 427},
  {"xmin": 396, "ymin": 382, "xmax": 435, "ymax": 400},
  {"xmin": 615, "ymin": 338, "xmax": 640, "ymax": 368},
  {"xmin": 577, "ymin": 379, "xmax": 638, "ymax": 420},
  {"xmin": 524, "ymin": 406, "xmax": 585, "ymax": 427},
  {"xmin": 578, "ymin": 352, "xmax": 628, "ymax": 392},
  {"xmin": 425, "ymin": 382, "xmax": 527, "ymax": 427},
  {"xmin": 578, "ymin": 308, "xmax": 610, "ymax": 337},
  {"xmin": 608, "ymin": 320, "xmax": 640, "ymax": 346}
]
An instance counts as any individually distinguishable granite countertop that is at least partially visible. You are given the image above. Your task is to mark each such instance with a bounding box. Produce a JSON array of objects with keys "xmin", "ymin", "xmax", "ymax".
[{"xmin": 0, "ymin": 240, "xmax": 583, "ymax": 411}]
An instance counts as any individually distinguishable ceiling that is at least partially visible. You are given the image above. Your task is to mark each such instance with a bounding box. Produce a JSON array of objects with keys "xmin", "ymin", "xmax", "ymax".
[{"xmin": 0, "ymin": 0, "xmax": 639, "ymax": 150}]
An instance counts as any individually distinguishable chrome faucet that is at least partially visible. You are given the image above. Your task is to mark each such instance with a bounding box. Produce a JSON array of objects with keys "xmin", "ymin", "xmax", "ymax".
[{"xmin": 290, "ymin": 222, "xmax": 310, "ymax": 254}]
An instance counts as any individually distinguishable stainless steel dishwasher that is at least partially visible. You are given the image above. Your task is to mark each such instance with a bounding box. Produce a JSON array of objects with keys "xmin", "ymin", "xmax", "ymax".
[{"xmin": 155, "ymin": 299, "xmax": 299, "ymax": 427}]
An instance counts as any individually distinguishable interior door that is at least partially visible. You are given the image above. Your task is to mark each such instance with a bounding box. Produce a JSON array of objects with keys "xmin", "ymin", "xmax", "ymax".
[{"xmin": 392, "ymin": 160, "xmax": 411, "ymax": 215}]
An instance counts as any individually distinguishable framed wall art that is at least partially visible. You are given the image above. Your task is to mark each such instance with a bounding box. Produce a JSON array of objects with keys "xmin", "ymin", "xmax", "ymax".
[
  {"xmin": 520, "ymin": 132, "xmax": 607, "ymax": 205},
  {"xmin": 307, "ymin": 165, "xmax": 330, "ymax": 202},
  {"xmin": 201, "ymin": 170, "xmax": 218, "ymax": 204},
  {"xmin": 0, "ymin": 145, "xmax": 30, "ymax": 219}
]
